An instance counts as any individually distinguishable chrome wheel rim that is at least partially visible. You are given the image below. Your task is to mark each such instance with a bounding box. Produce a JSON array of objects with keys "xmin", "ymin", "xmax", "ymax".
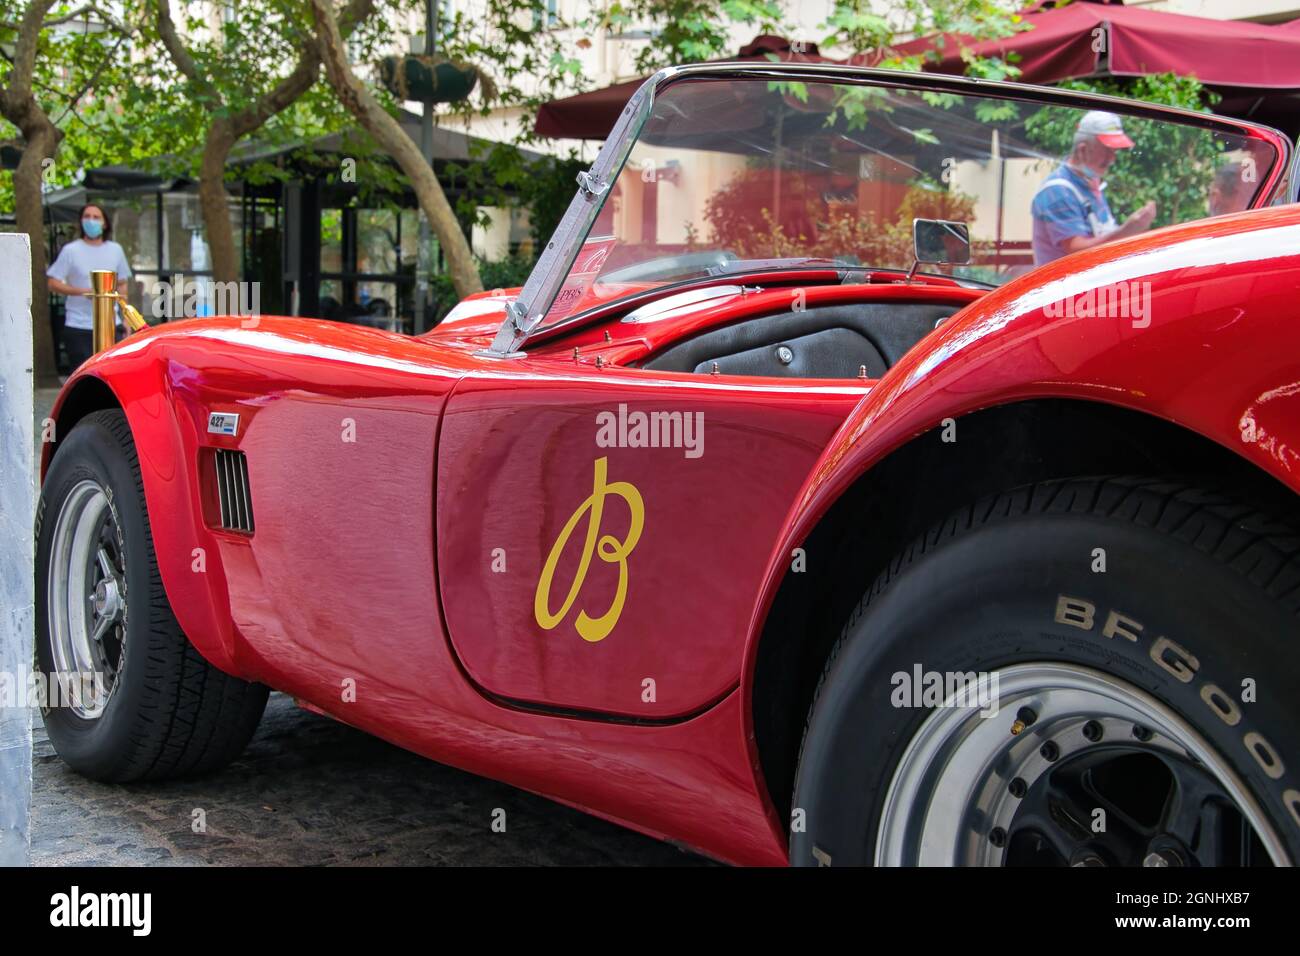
[
  {"xmin": 46, "ymin": 479, "xmax": 127, "ymax": 719},
  {"xmin": 875, "ymin": 663, "xmax": 1288, "ymax": 866}
]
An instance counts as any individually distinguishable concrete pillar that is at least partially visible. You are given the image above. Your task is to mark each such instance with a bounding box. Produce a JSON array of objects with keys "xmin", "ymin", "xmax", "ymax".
[
  {"xmin": 471, "ymin": 206, "xmax": 511, "ymax": 263},
  {"xmin": 0, "ymin": 232, "xmax": 34, "ymax": 866}
]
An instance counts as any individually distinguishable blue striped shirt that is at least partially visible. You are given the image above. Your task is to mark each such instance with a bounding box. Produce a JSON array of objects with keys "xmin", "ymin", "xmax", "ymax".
[{"xmin": 1031, "ymin": 165, "xmax": 1115, "ymax": 265}]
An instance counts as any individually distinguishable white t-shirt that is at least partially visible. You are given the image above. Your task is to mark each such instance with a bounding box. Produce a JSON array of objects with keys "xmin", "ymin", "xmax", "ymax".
[{"xmin": 46, "ymin": 239, "xmax": 133, "ymax": 330}]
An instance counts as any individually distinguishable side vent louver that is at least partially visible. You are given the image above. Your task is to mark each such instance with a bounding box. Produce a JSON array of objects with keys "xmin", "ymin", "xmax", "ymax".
[{"xmin": 214, "ymin": 449, "xmax": 254, "ymax": 533}]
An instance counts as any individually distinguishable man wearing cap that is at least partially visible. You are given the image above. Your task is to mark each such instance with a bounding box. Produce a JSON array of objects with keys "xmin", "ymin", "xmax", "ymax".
[{"xmin": 1031, "ymin": 110, "xmax": 1157, "ymax": 265}]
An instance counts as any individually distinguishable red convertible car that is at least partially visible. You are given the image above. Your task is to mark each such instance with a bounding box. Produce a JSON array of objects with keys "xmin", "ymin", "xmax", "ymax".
[{"xmin": 37, "ymin": 64, "xmax": 1300, "ymax": 866}]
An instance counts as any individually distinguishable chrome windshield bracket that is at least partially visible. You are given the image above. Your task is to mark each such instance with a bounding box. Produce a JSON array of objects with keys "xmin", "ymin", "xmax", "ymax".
[
  {"xmin": 473, "ymin": 300, "xmax": 530, "ymax": 358},
  {"xmin": 503, "ymin": 299, "xmax": 529, "ymax": 335},
  {"xmin": 576, "ymin": 170, "xmax": 609, "ymax": 200}
]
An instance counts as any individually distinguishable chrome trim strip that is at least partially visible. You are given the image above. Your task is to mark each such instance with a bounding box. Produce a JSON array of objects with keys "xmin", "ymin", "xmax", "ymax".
[
  {"xmin": 216, "ymin": 451, "xmax": 231, "ymax": 529},
  {"xmin": 229, "ymin": 452, "xmax": 243, "ymax": 531},
  {"xmin": 226, "ymin": 451, "xmax": 239, "ymax": 530},
  {"xmin": 237, "ymin": 452, "xmax": 254, "ymax": 533}
]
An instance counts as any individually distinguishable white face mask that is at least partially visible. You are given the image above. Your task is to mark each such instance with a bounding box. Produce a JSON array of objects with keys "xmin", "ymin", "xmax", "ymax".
[{"xmin": 1075, "ymin": 163, "xmax": 1104, "ymax": 185}]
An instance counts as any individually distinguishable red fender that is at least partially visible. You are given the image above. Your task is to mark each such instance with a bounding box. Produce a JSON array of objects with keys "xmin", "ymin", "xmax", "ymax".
[
  {"xmin": 741, "ymin": 203, "xmax": 1300, "ymax": 831},
  {"xmin": 46, "ymin": 338, "xmax": 248, "ymax": 676},
  {"xmin": 43, "ymin": 318, "xmax": 474, "ymax": 680}
]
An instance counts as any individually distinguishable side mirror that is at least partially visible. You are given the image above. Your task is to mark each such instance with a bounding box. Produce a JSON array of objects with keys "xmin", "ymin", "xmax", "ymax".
[{"xmin": 912, "ymin": 218, "xmax": 971, "ymax": 267}]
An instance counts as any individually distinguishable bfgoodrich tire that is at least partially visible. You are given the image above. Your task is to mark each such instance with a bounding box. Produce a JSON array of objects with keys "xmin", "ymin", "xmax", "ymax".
[
  {"xmin": 791, "ymin": 477, "xmax": 1300, "ymax": 866},
  {"xmin": 36, "ymin": 409, "xmax": 267, "ymax": 782}
]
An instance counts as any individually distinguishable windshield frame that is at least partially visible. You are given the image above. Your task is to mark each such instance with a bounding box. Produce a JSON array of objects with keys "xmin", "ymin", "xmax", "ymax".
[{"xmin": 483, "ymin": 62, "xmax": 1293, "ymax": 357}]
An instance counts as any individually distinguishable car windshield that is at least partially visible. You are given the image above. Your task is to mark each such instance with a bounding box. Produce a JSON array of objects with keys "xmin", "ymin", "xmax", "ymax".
[{"xmin": 538, "ymin": 75, "xmax": 1281, "ymax": 328}]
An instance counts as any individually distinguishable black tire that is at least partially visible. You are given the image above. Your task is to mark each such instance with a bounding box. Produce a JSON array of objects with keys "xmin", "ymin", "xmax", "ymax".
[
  {"xmin": 36, "ymin": 409, "xmax": 268, "ymax": 781},
  {"xmin": 791, "ymin": 476, "xmax": 1300, "ymax": 866}
]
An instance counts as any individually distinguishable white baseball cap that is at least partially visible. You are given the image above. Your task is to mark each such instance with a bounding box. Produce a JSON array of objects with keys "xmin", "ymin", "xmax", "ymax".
[{"xmin": 1076, "ymin": 110, "xmax": 1135, "ymax": 149}]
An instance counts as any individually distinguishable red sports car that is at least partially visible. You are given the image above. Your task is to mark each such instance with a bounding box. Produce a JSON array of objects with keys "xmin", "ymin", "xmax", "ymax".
[{"xmin": 37, "ymin": 64, "xmax": 1300, "ymax": 866}]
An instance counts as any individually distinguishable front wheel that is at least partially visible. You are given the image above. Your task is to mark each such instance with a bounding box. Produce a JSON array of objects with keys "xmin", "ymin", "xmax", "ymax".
[
  {"xmin": 792, "ymin": 477, "xmax": 1300, "ymax": 866},
  {"xmin": 36, "ymin": 409, "xmax": 268, "ymax": 782}
]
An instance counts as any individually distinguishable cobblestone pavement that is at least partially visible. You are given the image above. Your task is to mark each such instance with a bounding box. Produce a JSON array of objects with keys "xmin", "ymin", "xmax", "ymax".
[
  {"xmin": 33, "ymin": 694, "xmax": 711, "ymax": 866},
  {"xmin": 31, "ymin": 387, "xmax": 709, "ymax": 867}
]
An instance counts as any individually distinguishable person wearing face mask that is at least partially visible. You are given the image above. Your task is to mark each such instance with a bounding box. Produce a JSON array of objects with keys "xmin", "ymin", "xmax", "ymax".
[
  {"xmin": 1031, "ymin": 111, "xmax": 1158, "ymax": 266},
  {"xmin": 46, "ymin": 203, "xmax": 133, "ymax": 371}
]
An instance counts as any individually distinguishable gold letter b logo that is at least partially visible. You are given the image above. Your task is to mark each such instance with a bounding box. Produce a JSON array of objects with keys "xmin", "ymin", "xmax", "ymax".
[{"xmin": 534, "ymin": 457, "xmax": 644, "ymax": 643}]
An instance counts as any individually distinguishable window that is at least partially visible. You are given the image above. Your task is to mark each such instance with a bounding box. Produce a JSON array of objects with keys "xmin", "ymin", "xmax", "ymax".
[
  {"xmin": 533, "ymin": 0, "xmax": 558, "ymax": 30},
  {"xmin": 318, "ymin": 206, "xmax": 418, "ymax": 331}
]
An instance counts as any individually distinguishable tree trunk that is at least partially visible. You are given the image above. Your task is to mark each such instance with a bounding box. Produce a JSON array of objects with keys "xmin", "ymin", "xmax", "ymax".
[
  {"xmin": 14, "ymin": 118, "xmax": 61, "ymax": 386},
  {"xmin": 200, "ymin": 119, "xmax": 240, "ymax": 284},
  {"xmin": 2, "ymin": 0, "xmax": 62, "ymax": 385},
  {"xmin": 309, "ymin": 0, "xmax": 483, "ymax": 300}
]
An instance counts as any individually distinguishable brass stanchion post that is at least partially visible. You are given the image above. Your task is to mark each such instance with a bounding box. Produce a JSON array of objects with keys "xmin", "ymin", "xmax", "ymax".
[
  {"xmin": 90, "ymin": 270, "xmax": 118, "ymax": 354},
  {"xmin": 87, "ymin": 270, "xmax": 148, "ymax": 354}
]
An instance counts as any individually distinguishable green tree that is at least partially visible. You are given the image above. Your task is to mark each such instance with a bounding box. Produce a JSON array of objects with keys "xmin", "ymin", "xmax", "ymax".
[
  {"xmin": 309, "ymin": 0, "xmax": 484, "ymax": 296},
  {"xmin": 823, "ymin": 0, "xmax": 1028, "ymax": 77},
  {"xmin": 401, "ymin": 1, "xmax": 596, "ymax": 266},
  {"xmin": 1, "ymin": 1, "xmax": 138, "ymax": 384},
  {"xmin": 150, "ymin": 0, "xmax": 382, "ymax": 284},
  {"xmin": 591, "ymin": 1, "xmax": 785, "ymax": 71}
]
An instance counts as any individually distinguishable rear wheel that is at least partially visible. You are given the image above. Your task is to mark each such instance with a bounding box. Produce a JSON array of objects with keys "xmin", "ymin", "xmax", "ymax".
[
  {"xmin": 791, "ymin": 477, "xmax": 1300, "ymax": 866},
  {"xmin": 36, "ymin": 409, "xmax": 268, "ymax": 781}
]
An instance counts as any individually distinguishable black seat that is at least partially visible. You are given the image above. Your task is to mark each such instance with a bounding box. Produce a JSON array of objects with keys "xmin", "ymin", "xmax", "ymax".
[{"xmin": 642, "ymin": 302, "xmax": 961, "ymax": 379}]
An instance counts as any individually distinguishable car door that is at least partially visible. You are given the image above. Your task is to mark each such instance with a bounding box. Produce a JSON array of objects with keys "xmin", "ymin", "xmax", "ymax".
[
  {"xmin": 433, "ymin": 59, "xmax": 1291, "ymax": 721},
  {"xmin": 436, "ymin": 356, "xmax": 865, "ymax": 718}
]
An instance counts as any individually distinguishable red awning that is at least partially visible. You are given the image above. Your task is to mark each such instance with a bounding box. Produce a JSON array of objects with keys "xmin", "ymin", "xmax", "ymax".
[
  {"xmin": 536, "ymin": 13, "xmax": 1300, "ymax": 141},
  {"xmin": 534, "ymin": 35, "xmax": 832, "ymax": 140},
  {"xmin": 864, "ymin": 3, "xmax": 1300, "ymax": 92}
]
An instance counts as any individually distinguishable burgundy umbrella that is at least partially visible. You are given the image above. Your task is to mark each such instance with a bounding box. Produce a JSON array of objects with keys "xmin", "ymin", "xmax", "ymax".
[
  {"xmin": 860, "ymin": 2, "xmax": 1300, "ymax": 93},
  {"xmin": 534, "ymin": 35, "xmax": 833, "ymax": 140},
  {"xmin": 536, "ymin": 12, "xmax": 1300, "ymax": 141}
]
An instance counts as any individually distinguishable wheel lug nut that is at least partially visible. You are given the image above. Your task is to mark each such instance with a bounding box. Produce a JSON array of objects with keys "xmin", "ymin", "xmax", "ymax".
[
  {"xmin": 989, "ymin": 827, "xmax": 1007, "ymax": 848},
  {"xmin": 1082, "ymin": 720, "xmax": 1104, "ymax": 742},
  {"xmin": 1008, "ymin": 777, "xmax": 1027, "ymax": 798},
  {"xmin": 1010, "ymin": 706, "xmax": 1037, "ymax": 736},
  {"xmin": 1040, "ymin": 740, "xmax": 1060, "ymax": 762},
  {"xmin": 1132, "ymin": 724, "xmax": 1153, "ymax": 742}
]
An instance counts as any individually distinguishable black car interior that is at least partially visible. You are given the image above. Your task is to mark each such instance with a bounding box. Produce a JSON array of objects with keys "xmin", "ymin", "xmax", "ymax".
[{"xmin": 642, "ymin": 301, "xmax": 964, "ymax": 379}]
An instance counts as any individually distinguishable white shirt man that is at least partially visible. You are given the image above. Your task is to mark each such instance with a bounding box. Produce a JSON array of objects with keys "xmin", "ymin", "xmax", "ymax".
[{"xmin": 46, "ymin": 205, "xmax": 132, "ymax": 370}]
